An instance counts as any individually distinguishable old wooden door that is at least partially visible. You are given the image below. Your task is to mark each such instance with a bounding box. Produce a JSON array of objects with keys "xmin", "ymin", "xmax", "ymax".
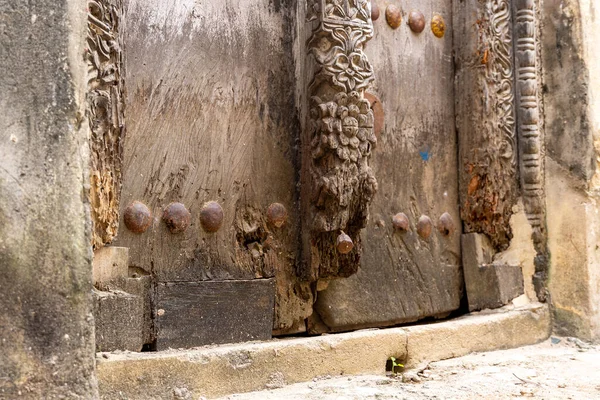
[
  {"xmin": 112, "ymin": 0, "xmax": 314, "ymax": 350},
  {"xmin": 306, "ymin": 0, "xmax": 463, "ymax": 332},
  {"xmin": 109, "ymin": 0, "xmax": 462, "ymax": 349}
]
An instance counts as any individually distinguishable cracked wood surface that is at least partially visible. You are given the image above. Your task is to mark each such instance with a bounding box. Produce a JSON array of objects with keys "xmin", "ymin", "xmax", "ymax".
[
  {"xmin": 113, "ymin": 0, "xmax": 312, "ymax": 335},
  {"xmin": 310, "ymin": 0, "xmax": 463, "ymax": 332}
]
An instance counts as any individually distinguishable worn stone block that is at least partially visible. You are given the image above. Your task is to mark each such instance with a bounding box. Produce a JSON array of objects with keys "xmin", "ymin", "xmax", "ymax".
[
  {"xmin": 93, "ymin": 246, "xmax": 129, "ymax": 289},
  {"xmin": 97, "ymin": 304, "xmax": 549, "ymax": 399},
  {"xmin": 122, "ymin": 274, "xmax": 154, "ymax": 345},
  {"xmin": 462, "ymin": 233, "xmax": 524, "ymax": 311},
  {"xmin": 94, "ymin": 289, "xmax": 144, "ymax": 352}
]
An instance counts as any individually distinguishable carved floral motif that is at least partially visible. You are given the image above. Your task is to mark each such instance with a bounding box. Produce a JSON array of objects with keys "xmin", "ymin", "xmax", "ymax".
[
  {"xmin": 307, "ymin": 0, "xmax": 371, "ymax": 24},
  {"xmin": 304, "ymin": 0, "xmax": 376, "ymax": 280},
  {"xmin": 310, "ymin": 91, "xmax": 377, "ymax": 232}
]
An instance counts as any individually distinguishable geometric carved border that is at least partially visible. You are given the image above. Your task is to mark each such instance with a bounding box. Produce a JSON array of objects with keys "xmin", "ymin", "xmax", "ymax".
[{"xmin": 514, "ymin": 0, "xmax": 548, "ymax": 300}]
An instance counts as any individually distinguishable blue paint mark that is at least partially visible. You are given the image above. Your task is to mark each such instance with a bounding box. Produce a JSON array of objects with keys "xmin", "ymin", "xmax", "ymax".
[{"xmin": 419, "ymin": 150, "xmax": 431, "ymax": 161}]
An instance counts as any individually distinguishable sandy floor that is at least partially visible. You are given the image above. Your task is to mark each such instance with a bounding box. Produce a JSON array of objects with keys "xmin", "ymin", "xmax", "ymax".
[{"xmin": 219, "ymin": 337, "xmax": 600, "ymax": 400}]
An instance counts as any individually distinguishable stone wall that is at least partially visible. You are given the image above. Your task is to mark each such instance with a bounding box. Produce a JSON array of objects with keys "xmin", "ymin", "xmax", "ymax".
[
  {"xmin": 0, "ymin": 0, "xmax": 98, "ymax": 397},
  {"xmin": 542, "ymin": 0, "xmax": 600, "ymax": 341}
]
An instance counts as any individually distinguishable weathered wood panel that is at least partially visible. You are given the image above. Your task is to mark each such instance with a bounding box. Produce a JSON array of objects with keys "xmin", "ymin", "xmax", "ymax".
[
  {"xmin": 114, "ymin": 0, "xmax": 313, "ymax": 334},
  {"xmin": 87, "ymin": 0, "xmax": 126, "ymax": 249},
  {"xmin": 454, "ymin": 0, "xmax": 519, "ymax": 251},
  {"xmin": 156, "ymin": 280, "xmax": 275, "ymax": 349},
  {"xmin": 311, "ymin": 0, "xmax": 463, "ymax": 332}
]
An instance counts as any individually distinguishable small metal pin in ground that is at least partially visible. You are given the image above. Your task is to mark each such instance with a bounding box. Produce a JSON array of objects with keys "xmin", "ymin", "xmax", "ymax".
[
  {"xmin": 337, "ymin": 231, "xmax": 354, "ymax": 254},
  {"xmin": 162, "ymin": 202, "xmax": 191, "ymax": 234},
  {"xmin": 199, "ymin": 201, "xmax": 224, "ymax": 233},
  {"xmin": 123, "ymin": 201, "xmax": 152, "ymax": 233}
]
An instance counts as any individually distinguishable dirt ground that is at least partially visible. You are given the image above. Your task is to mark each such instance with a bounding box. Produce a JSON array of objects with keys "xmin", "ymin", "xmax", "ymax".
[{"xmin": 218, "ymin": 337, "xmax": 600, "ymax": 400}]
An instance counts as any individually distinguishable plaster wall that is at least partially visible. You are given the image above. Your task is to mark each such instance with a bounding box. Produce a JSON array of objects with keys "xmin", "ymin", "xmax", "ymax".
[
  {"xmin": 0, "ymin": 0, "xmax": 98, "ymax": 397},
  {"xmin": 494, "ymin": 201, "xmax": 537, "ymax": 302},
  {"xmin": 542, "ymin": 0, "xmax": 600, "ymax": 341},
  {"xmin": 580, "ymin": 0, "xmax": 600, "ymax": 340}
]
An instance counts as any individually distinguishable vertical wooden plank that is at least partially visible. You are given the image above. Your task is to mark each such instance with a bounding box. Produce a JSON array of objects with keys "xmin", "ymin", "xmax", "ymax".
[
  {"xmin": 454, "ymin": 0, "xmax": 519, "ymax": 250},
  {"xmin": 513, "ymin": 0, "xmax": 549, "ymax": 300},
  {"xmin": 114, "ymin": 0, "xmax": 313, "ymax": 335},
  {"xmin": 300, "ymin": 0, "xmax": 378, "ymax": 282},
  {"xmin": 87, "ymin": 0, "xmax": 126, "ymax": 249},
  {"xmin": 311, "ymin": 0, "xmax": 463, "ymax": 332}
]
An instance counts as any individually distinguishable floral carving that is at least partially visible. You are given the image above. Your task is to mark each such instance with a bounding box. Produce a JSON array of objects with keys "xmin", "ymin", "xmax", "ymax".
[
  {"xmin": 303, "ymin": 0, "xmax": 376, "ymax": 280},
  {"xmin": 323, "ymin": 0, "xmax": 370, "ymax": 23},
  {"xmin": 310, "ymin": 92, "xmax": 377, "ymax": 232},
  {"xmin": 312, "ymin": 26, "xmax": 374, "ymax": 92}
]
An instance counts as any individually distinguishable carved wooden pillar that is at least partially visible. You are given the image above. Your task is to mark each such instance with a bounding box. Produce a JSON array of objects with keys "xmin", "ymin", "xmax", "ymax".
[
  {"xmin": 454, "ymin": 0, "xmax": 519, "ymax": 251},
  {"xmin": 87, "ymin": 0, "xmax": 126, "ymax": 249},
  {"xmin": 455, "ymin": 0, "xmax": 549, "ymax": 301},
  {"xmin": 514, "ymin": 0, "xmax": 548, "ymax": 300},
  {"xmin": 301, "ymin": 0, "xmax": 377, "ymax": 281}
]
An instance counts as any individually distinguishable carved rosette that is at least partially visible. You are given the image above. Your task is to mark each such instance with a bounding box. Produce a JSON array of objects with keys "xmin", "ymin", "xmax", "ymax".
[
  {"xmin": 303, "ymin": 0, "xmax": 377, "ymax": 280},
  {"xmin": 462, "ymin": 0, "xmax": 518, "ymax": 250},
  {"xmin": 86, "ymin": 0, "xmax": 125, "ymax": 249},
  {"xmin": 514, "ymin": 0, "xmax": 548, "ymax": 299}
]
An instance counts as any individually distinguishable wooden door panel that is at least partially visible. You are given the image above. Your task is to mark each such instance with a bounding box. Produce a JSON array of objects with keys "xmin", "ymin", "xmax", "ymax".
[
  {"xmin": 111, "ymin": 0, "xmax": 463, "ymax": 345},
  {"xmin": 114, "ymin": 0, "xmax": 313, "ymax": 339},
  {"xmin": 312, "ymin": 0, "xmax": 463, "ymax": 332}
]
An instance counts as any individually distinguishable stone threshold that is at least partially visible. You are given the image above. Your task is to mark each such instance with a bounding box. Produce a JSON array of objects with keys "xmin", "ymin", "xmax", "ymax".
[{"xmin": 97, "ymin": 303, "xmax": 550, "ymax": 399}]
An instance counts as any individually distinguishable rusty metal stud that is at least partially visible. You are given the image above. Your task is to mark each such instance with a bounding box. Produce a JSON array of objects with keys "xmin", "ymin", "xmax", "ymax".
[
  {"xmin": 431, "ymin": 14, "xmax": 446, "ymax": 38},
  {"xmin": 337, "ymin": 231, "xmax": 354, "ymax": 254},
  {"xmin": 123, "ymin": 201, "xmax": 152, "ymax": 233},
  {"xmin": 416, "ymin": 215, "xmax": 433, "ymax": 239},
  {"xmin": 408, "ymin": 10, "xmax": 425, "ymax": 33},
  {"xmin": 371, "ymin": 1, "xmax": 380, "ymax": 21},
  {"xmin": 392, "ymin": 213, "xmax": 410, "ymax": 231},
  {"xmin": 162, "ymin": 202, "xmax": 191, "ymax": 234},
  {"xmin": 385, "ymin": 4, "xmax": 402, "ymax": 29},
  {"xmin": 438, "ymin": 212, "xmax": 456, "ymax": 236},
  {"xmin": 199, "ymin": 201, "xmax": 224, "ymax": 233},
  {"xmin": 267, "ymin": 203, "xmax": 288, "ymax": 228}
]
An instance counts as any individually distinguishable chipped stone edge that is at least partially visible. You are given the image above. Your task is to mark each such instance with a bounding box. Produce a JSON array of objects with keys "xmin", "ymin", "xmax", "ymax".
[{"xmin": 97, "ymin": 303, "xmax": 550, "ymax": 399}]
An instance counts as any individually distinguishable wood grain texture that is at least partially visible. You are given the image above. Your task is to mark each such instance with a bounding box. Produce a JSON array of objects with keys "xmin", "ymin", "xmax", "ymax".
[
  {"xmin": 114, "ymin": 0, "xmax": 313, "ymax": 333},
  {"xmin": 87, "ymin": 0, "xmax": 126, "ymax": 249},
  {"xmin": 311, "ymin": 0, "xmax": 463, "ymax": 332},
  {"xmin": 156, "ymin": 280, "xmax": 275, "ymax": 349},
  {"xmin": 454, "ymin": 0, "xmax": 519, "ymax": 251}
]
